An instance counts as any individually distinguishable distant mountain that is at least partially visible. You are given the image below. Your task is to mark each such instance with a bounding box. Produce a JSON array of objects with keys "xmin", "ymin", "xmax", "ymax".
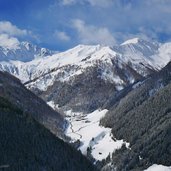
[
  {"xmin": 0, "ymin": 41, "xmax": 55, "ymax": 62},
  {"xmin": 120, "ymin": 38, "xmax": 171, "ymax": 68},
  {"xmin": 101, "ymin": 62, "xmax": 171, "ymax": 171},
  {"xmin": 0, "ymin": 88, "xmax": 97, "ymax": 171}
]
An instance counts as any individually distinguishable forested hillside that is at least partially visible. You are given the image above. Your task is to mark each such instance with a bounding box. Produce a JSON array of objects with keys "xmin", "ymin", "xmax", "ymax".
[
  {"xmin": 0, "ymin": 96, "xmax": 97, "ymax": 171},
  {"xmin": 101, "ymin": 62, "xmax": 171, "ymax": 171},
  {"xmin": 0, "ymin": 71, "xmax": 65, "ymax": 138}
]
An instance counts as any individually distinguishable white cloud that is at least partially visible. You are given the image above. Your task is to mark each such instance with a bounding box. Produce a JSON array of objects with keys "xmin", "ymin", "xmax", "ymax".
[
  {"xmin": 0, "ymin": 21, "xmax": 28, "ymax": 36},
  {"xmin": 87, "ymin": 0, "xmax": 113, "ymax": 7},
  {"xmin": 54, "ymin": 30, "xmax": 70, "ymax": 41},
  {"xmin": 72, "ymin": 19, "xmax": 116, "ymax": 46},
  {"xmin": 62, "ymin": 0, "xmax": 76, "ymax": 5},
  {"xmin": 61, "ymin": 0, "xmax": 113, "ymax": 7},
  {"xmin": 0, "ymin": 34, "xmax": 20, "ymax": 49}
]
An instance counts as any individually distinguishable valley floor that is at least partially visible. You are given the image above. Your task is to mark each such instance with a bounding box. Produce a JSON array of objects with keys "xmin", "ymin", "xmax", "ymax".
[
  {"xmin": 65, "ymin": 109, "xmax": 129, "ymax": 161},
  {"xmin": 48, "ymin": 100, "xmax": 129, "ymax": 162},
  {"xmin": 47, "ymin": 102, "xmax": 171, "ymax": 171},
  {"xmin": 145, "ymin": 164, "xmax": 171, "ymax": 171}
]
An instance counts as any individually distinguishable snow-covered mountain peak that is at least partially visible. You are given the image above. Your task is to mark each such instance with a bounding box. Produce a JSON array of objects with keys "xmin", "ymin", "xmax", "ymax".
[
  {"xmin": 36, "ymin": 44, "xmax": 104, "ymax": 68},
  {"xmin": 121, "ymin": 37, "xmax": 159, "ymax": 49},
  {"xmin": 64, "ymin": 44, "xmax": 102, "ymax": 56},
  {"xmin": 90, "ymin": 46, "xmax": 119, "ymax": 61},
  {"xmin": 119, "ymin": 37, "xmax": 159, "ymax": 59},
  {"xmin": 121, "ymin": 37, "xmax": 158, "ymax": 46},
  {"xmin": 1, "ymin": 38, "xmax": 171, "ymax": 89},
  {"xmin": 0, "ymin": 40, "xmax": 55, "ymax": 62},
  {"xmin": 37, "ymin": 44, "xmax": 119, "ymax": 70}
]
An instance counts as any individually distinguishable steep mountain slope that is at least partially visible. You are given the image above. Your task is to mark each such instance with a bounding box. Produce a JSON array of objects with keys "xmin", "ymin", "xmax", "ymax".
[
  {"xmin": 0, "ymin": 96, "xmax": 97, "ymax": 171},
  {"xmin": 23, "ymin": 39, "xmax": 161, "ymax": 112},
  {"xmin": 120, "ymin": 38, "xmax": 159, "ymax": 58},
  {"xmin": 101, "ymin": 62, "xmax": 171, "ymax": 171},
  {"xmin": 0, "ymin": 71, "xmax": 65, "ymax": 138}
]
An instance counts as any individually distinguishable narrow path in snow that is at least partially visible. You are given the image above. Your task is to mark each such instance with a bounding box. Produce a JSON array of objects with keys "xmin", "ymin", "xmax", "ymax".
[
  {"xmin": 69, "ymin": 121, "xmax": 83, "ymax": 139},
  {"xmin": 67, "ymin": 114, "xmax": 83, "ymax": 139},
  {"xmin": 67, "ymin": 113, "xmax": 100, "ymax": 138},
  {"xmin": 75, "ymin": 121, "xmax": 99, "ymax": 133}
]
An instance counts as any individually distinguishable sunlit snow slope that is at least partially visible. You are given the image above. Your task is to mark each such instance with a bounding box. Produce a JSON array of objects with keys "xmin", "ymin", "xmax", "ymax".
[{"xmin": 144, "ymin": 164, "xmax": 171, "ymax": 171}]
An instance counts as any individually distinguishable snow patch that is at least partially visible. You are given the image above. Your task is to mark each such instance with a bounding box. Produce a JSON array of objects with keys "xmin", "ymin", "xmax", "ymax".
[
  {"xmin": 121, "ymin": 38, "xmax": 139, "ymax": 45},
  {"xmin": 116, "ymin": 85, "xmax": 124, "ymax": 91},
  {"xmin": 132, "ymin": 81, "xmax": 144, "ymax": 89},
  {"xmin": 144, "ymin": 164, "xmax": 171, "ymax": 171},
  {"xmin": 149, "ymin": 81, "xmax": 164, "ymax": 97},
  {"xmin": 47, "ymin": 101, "xmax": 59, "ymax": 110}
]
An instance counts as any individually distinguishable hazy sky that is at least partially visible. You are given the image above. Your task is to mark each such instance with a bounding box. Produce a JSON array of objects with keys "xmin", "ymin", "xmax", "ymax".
[{"xmin": 0, "ymin": 0, "xmax": 171, "ymax": 50}]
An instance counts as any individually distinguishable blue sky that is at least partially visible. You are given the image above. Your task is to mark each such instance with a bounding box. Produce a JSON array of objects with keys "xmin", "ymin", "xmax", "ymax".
[{"xmin": 0, "ymin": 0, "xmax": 171, "ymax": 51}]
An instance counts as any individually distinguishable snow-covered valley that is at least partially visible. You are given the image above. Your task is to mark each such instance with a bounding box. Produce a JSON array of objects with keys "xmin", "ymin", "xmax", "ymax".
[
  {"xmin": 65, "ymin": 109, "xmax": 129, "ymax": 161},
  {"xmin": 47, "ymin": 100, "xmax": 129, "ymax": 161}
]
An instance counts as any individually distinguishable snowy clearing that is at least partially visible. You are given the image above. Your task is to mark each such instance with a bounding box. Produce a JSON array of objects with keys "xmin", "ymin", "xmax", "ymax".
[
  {"xmin": 65, "ymin": 109, "xmax": 129, "ymax": 161},
  {"xmin": 144, "ymin": 164, "xmax": 171, "ymax": 171}
]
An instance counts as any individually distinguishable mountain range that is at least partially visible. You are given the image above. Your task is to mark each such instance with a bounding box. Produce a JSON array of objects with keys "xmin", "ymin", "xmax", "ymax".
[{"xmin": 0, "ymin": 37, "xmax": 171, "ymax": 171}]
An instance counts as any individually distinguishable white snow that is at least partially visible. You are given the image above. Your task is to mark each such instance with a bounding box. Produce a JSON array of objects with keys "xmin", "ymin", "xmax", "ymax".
[
  {"xmin": 65, "ymin": 109, "xmax": 129, "ymax": 161},
  {"xmin": 1, "ymin": 37, "xmax": 168, "ymax": 92},
  {"xmin": 149, "ymin": 81, "xmax": 164, "ymax": 97},
  {"xmin": 1, "ymin": 37, "xmax": 171, "ymax": 94},
  {"xmin": 132, "ymin": 81, "xmax": 144, "ymax": 89},
  {"xmin": 0, "ymin": 41, "xmax": 54, "ymax": 62},
  {"xmin": 144, "ymin": 164, "xmax": 171, "ymax": 171},
  {"xmin": 121, "ymin": 38, "xmax": 140, "ymax": 45},
  {"xmin": 150, "ymin": 42, "xmax": 171, "ymax": 68},
  {"xmin": 116, "ymin": 85, "xmax": 124, "ymax": 91},
  {"xmin": 47, "ymin": 101, "xmax": 59, "ymax": 110},
  {"xmin": 100, "ymin": 67, "xmax": 123, "ymax": 85}
]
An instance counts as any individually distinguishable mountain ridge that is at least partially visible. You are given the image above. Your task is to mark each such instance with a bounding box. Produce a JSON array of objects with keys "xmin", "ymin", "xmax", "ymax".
[{"xmin": 0, "ymin": 37, "xmax": 165, "ymax": 91}]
